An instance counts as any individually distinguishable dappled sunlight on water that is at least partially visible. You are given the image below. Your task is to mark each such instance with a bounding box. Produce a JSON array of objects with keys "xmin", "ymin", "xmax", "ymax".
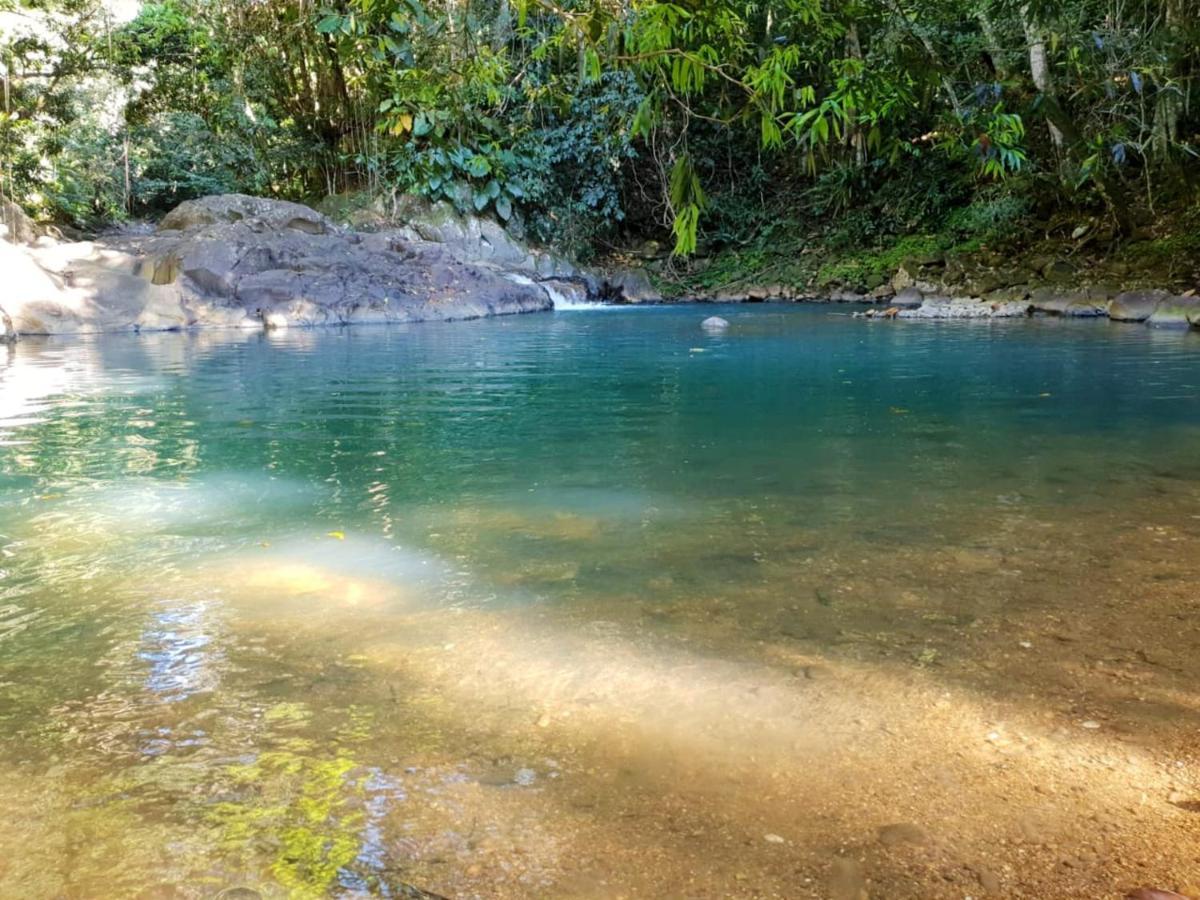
[{"xmin": 1, "ymin": 310, "xmax": 1199, "ymax": 897}]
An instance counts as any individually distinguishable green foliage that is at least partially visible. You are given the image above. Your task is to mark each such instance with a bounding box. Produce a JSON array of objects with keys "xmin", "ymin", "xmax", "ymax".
[
  {"xmin": 515, "ymin": 73, "xmax": 643, "ymax": 257},
  {"xmin": 817, "ymin": 234, "xmax": 945, "ymax": 290},
  {"xmin": 131, "ymin": 113, "xmax": 267, "ymax": 212},
  {"xmin": 3, "ymin": 0, "xmax": 1198, "ymax": 269},
  {"xmin": 943, "ymin": 191, "xmax": 1033, "ymax": 245}
]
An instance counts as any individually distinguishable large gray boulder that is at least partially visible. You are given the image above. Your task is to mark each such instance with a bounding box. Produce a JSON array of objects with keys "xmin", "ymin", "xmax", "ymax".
[
  {"xmin": 0, "ymin": 195, "xmax": 554, "ymax": 336},
  {"xmin": 603, "ymin": 267, "xmax": 663, "ymax": 304},
  {"xmin": 159, "ymin": 193, "xmax": 331, "ymax": 235},
  {"xmin": 1109, "ymin": 290, "xmax": 1172, "ymax": 322}
]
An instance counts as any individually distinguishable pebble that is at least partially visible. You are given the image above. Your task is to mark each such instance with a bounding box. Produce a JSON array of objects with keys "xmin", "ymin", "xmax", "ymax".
[
  {"xmin": 514, "ymin": 768, "xmax": 537, "ymax": 786},
  {"xmin": 764, "ymin": 833, "xmax": 785, "ymax": 844},
  {"xmin": 1081, "ymin": 720, "xmax": 1102, "ymax": 729}
]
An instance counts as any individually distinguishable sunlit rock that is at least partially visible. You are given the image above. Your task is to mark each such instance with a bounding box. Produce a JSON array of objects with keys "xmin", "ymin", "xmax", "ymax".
[{"xmin": 0, "ymin": 195, "xmax": 557, "ymax": 335}]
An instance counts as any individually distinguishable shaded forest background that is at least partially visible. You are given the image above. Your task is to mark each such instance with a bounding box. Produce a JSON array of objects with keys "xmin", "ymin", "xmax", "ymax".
[{"xmin": 2, "ymin": 0, "xmax": 1198, "ymax": 288}]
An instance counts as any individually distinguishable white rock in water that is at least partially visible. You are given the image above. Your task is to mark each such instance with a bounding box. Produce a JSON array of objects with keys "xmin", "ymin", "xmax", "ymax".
[
  {"xmin": 701, "ymin": 316, "xmax": 730, "ymax": 331},
  {"xmin": 262, "ymin": 312, "xmax": 289, "ymax": 330}
]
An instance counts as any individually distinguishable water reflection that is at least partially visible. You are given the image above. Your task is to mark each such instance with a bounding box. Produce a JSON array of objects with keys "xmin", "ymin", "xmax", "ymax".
[{"xmin": 139, "ymin": 600, "xmax": 220, "ymax": 702}]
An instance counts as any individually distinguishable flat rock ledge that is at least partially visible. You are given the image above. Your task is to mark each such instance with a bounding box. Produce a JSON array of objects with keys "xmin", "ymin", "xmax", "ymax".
[{"xmin": 0, "ymin": 194, "xmax": 655, "ymax": 338}]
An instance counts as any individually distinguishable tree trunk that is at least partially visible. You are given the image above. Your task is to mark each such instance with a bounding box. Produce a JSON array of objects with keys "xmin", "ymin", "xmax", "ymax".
[
  {"xmin": 492, "ymin": 0, "xmax": 512, "ymax": 51},
  {"xmin": 845, "ymin": 25, "xmax": 867, "ymax": 166},
  {"xmin": 1021, "ymin": 5, "xmax": 1062, "ymax": 147},
  {"xmin": 975, "ymin": 9, "xmax": 1009, "ymax": 80}
]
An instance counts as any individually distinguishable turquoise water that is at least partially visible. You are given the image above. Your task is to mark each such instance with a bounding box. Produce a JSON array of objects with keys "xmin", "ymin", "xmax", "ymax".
[{"xmin": 1, "ymin": 307, "xmax": 1199, "ymax": 898}]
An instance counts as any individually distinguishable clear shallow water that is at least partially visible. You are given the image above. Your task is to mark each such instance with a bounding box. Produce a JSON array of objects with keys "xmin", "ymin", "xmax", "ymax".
[{"xmin": 1, "ymin": 307, "xmax": 1199, "ymax": 898}]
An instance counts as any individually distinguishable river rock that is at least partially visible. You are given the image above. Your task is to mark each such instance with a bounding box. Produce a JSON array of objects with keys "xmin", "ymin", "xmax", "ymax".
[
  {"xmin": 892, "ymin": 287, "xmax": 924, "ymax": 308},
  {"xmin": 702, "ymin": 316, "xmax": 730, "ymax": 331},
  {"xmin": 1110, "ymin": 290, "xmax": 1172, "ymax": 322},
  {"xmin": 604, "ymin": 267, "xmax": 663, "ymax": 304},
  {"xmin": 1029, "ymin": 287, "xmax": 1109, "ymax": 317},
  {"xmin": 1146, "ymin": 296, "xmax": 1200, "ymax": 329}
]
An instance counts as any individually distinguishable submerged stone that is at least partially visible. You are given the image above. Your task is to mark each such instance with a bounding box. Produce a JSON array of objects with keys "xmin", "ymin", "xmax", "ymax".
[{"xmin": 701, "ymin": 316, "xmax": 731, "ymax": 331}]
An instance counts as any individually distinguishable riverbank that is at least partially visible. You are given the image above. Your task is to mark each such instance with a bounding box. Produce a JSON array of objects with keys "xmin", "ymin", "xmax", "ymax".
[
  {"xmin": 638, "ymin": 205, "xmax": 1200, "ymax": 329},
  {"xmin": 5, "ymin": 192, "xmax": 1199, "ymax": 337}
]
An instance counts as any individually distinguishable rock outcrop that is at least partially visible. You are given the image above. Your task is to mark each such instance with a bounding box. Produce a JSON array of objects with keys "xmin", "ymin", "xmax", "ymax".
[
  {"xmin": 323, "ymin": 192, "xmax": 659, "ymax": 305},
  {"xmin": 1, "ymin": 194, "xmax": 560, "ymax": 336}
]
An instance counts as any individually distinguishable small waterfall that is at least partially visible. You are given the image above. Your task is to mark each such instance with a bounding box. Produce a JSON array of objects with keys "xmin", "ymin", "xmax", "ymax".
[
  {"xmin": 504, "ymin": 273, "xmax": 606, "ymax": 310},
  {"xmin": 542, "ymin": 282, "xmax": 606, "ymax": 310}
]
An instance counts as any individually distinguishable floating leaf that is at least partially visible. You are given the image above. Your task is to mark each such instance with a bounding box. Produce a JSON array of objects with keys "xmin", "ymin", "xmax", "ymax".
[{"xmin": 327, "ymin": 531, "xmax": 345, "ymax": 541}]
